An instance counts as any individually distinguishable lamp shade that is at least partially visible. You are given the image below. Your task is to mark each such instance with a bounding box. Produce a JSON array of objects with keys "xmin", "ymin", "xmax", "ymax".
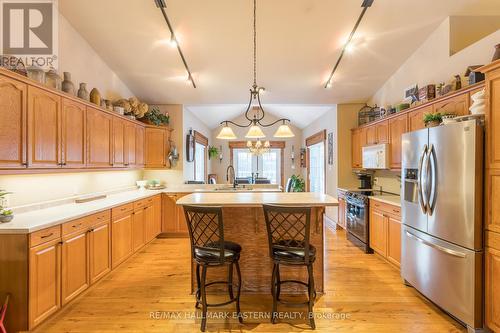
[
  {"xmin": 216, "ymin": 125, "xmax": 237, "ymax": 140},
  {"xmin": 245, "ymin": 125, "xmax": 266, "ymax": 139},
  {"xmin": 274, "ymin": 123, "xmax": 295, "ymax": 138}
]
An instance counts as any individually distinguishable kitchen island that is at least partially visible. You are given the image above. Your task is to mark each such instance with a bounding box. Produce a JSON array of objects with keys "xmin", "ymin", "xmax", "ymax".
[{"xmin": 177, "ymin": 192, "xmax": 337, "ymax": 294}]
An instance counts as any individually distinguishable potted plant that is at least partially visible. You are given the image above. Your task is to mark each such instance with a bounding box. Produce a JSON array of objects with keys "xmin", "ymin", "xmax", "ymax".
[
  {"xmin": 208, "ymin": 146, "xmax": 219, "ymax": 160},
  {"xmin": 424, "ymin": 112, "xmax": 443, "ymax": 128},
  {"xmin": 140, "ymin": 106, "xmax": 170, "ymax": 126},
  {"xmin": 0, "ymin": 190, "xmax": 13, "ymax": 223},
  {"xmin": 290, "ymin": 174, "xmax": 306, "ymax": 192}
]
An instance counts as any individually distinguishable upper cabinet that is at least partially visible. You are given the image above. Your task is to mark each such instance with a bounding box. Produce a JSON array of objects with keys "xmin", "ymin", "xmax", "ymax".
[
  {"xmin": 145, "ymin": 127, "xmax": 169, "ymax": 168},
  {"xmin": 135, "ymin": 125, "xmax": 145, "ymax": 168},
  {"xmin": 27, "ymin": 86, "xmax": 62, "ymax": 168},
  {"xmin": 61, "ymin": 98, "xmax": 86, "ymax": 168},
  {"xmin": 112, "ymin": 117, "xmax": 126, "ymax": 168},
  {"xmin": 0, "ymin": 75, "xmax": 27, "ymax": 168},
  {"xmin": 124, "ymin": 122, "xmax": 137, "ymax": 167},
  {"xmin": 351, "ymin": 128, "xmax": 365, "ymax": 169},
  {"xmin": 87, "ymin": 107, "xmax": 113, "ymax": 168},
  {"xmin": 388, "ymin": 113, "xmax": 408, "ymax": 170},
  {"xmin": 432, "ymin": 92, "xmax": 469, "ymax": 116},
  {"xmin": 408, "ymin": 105, "xmax": 431, "ymax": 132}
]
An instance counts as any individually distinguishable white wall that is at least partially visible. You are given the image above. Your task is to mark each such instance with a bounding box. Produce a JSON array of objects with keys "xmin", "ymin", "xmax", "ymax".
[
  {"xmin": 369, "ymin": 18, "xmax": 500, "ymax": 107},
  {"xmin": 183, "ymin": 108, "xmax": 212, "ymax": 182},
  {"xmin": 210, "ymin": 113, "xmax": 302, "ymax": 186},
  {"xmin": 58, "ymin": 14, "xmax": 133, "ymax": 100}
]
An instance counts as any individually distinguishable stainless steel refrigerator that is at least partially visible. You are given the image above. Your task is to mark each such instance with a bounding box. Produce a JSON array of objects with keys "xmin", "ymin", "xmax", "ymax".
[{"xmin": 401, "ymin": 118, "xmax": 484, "ymax": 332}]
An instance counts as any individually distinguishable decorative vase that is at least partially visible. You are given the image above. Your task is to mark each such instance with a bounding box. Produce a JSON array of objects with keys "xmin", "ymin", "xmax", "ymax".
[
  {"xmin": 0, "ymin": 215, "xmax": 13, "ymax": 223},
  {"xmin": 90, "ymin": 88, "xmax": 101, "ymax": 106},
  {"xmin": 44, "ymin": 67, "xmax": 62, "ymax": 90},
  {"xmin": 61, "ymin": 72, "xmax": 75, "ymax": 95},
  {"xmin": 77, "ymin": 83, "xmax": 89, "ymax": 101},
  {"xmin": 493, "ymin": 43, "xmax": 500, "ymax": 62},
  {"xmin": 425, "ymin": 120, "xmax": 441, "ymax": 128},
  {"xmin": 26, "ymin": 65, "xmax": 45, "ymax": 83}
]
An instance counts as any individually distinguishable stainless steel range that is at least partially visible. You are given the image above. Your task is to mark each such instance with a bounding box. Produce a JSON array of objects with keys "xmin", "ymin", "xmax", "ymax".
[{"xmin": 345, "ymin": 191, "xmax": 373, "ymax": 254}]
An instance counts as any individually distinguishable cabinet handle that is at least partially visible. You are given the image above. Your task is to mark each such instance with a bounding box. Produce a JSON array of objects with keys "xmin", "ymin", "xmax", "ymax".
[
  {"xmin": 72, "ymin": 223, "xmax": 82, "ymax": 228},
  {"xmin": 393, "ymin": 209, "xmax": 400, "ymax": 213},
  {"xmin": 40, "ymin": 232, "xmax": 54, "ymax": 239},
  {"xmin": 22, "ymin": 162, "xmax": 28, "ymax": 167}
]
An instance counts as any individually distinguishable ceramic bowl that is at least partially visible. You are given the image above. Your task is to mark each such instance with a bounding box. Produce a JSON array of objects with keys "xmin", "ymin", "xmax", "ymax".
[
  {"xmin": 136, "ymin": 180, "xmax": 148, "ymax": 189},
  {"xmin": 0, "ymin": 215, "xmax": 14, "ymax": 223},
  {"xmin": 113, "ymin": 106, "xmax": 125, "ymax": 115}
]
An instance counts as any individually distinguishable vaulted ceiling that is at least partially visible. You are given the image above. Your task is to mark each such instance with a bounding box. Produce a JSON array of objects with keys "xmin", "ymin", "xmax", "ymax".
[{"xmin": 60, "ymin": 0, "xmax": 500, "ymax": 127}]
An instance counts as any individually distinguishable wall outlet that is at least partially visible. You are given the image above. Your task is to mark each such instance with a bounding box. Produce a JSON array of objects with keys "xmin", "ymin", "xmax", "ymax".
[{"xmin": 373, "ymin": 177, "xmax": 379, "ymax": 185}]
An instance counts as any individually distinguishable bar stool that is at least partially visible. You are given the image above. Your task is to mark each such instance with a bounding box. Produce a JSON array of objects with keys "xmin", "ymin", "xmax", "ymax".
[
  {"xmin": 183, "ymin": 205, "xmax": 243, "ymax": 332},
  {"xmin": 263, "ymin": 205, "xmax": 316, "ymax": 329}
]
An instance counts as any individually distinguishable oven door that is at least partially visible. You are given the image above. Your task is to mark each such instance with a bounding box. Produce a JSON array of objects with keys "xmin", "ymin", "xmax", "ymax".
[{"xmin": 346, "ymin": 201, "xmax": 367, "ymax": 243}]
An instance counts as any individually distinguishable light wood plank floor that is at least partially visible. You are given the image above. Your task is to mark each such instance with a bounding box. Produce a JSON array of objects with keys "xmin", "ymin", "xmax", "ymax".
[{"xmin": 34, "ymin": 228, "xmax": 466, "ymax": 333}]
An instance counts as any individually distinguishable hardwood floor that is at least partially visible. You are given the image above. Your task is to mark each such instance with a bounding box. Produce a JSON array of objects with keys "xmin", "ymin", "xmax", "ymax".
[{"xmin": 33, "ymin": 228, "xmax": 466, "ymax": 333}]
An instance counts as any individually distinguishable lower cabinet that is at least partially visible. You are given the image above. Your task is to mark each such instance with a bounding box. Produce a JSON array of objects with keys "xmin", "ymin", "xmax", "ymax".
[
  {"xmin": 89, "ymin": 220, "xmax": 111, "ymax": 284},
  {"xmin": 61, "ymin": 229, "xmax": 89, "ymax": 305},
  {"xmin": 111, "ymin": 207, "xmax": 134, "ymax": 269},
  {"xmin": 162, "ymin": 193, "xmax": 190, "ymax": 236},
  {"xmin": 369, "ymin": 199, "xmax": 402, "ymax": 268},
  {"xmin": 132, "ymin": 208, "xmax": 145, "ymax": 252},
  {"xmin": 337, "ymin": 190, "xmax": 346, "ymax": 229},
  {"xmin": 486, "ymin": 232, "xmax": 500, "ymax": 332},
  {"xmin": 29, "ymin": 238, "xmax": 61, "ymax": 329}
]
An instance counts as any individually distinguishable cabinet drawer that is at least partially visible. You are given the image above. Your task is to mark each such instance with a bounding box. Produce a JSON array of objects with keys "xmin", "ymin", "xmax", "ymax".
[
  {"xmin": 62, "ymin": 217, "xmax": 90, "ymax": 236},
  {"xmin": 112, "ymin": 203, "xmax": 134, "ymax": 218},
  {"xmin": 370, "ymin": 200, "xmax": 401, "ymax": 217},
  {"xmin": 88, "ymin": 210, "xmax": 111, "ymax": 226},
  {"xmin": 134, "ymin": 199, "xmax": 148, "ymax": 211},
  {"xmin": 30, "ymin": 225, "xmax": 61, "ymax": 247}
]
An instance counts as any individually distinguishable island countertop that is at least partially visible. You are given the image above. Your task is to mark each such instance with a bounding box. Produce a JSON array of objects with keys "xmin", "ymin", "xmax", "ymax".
[{"xmin": 176, "ymin": 192, "xmax": 338, "ymax": 207}]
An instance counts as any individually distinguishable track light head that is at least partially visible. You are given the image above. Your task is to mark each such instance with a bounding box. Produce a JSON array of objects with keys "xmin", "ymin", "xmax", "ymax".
[
  {"xmin": 361, "ymin": 0, "xmax": 374, "ymax": 8},
  {"xmin": 154, "ymin": 0, "xmax": 166, "ymax": 8}
]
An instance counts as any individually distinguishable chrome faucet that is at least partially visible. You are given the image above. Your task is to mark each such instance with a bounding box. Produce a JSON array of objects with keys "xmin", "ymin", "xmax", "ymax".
[{"xmin": 226, "ymin": 165, "xmax": 238, "ymax": 188}]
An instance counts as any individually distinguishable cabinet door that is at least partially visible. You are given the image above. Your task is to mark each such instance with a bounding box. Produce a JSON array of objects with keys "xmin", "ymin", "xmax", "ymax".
[
  {"xmin": 87, "ymin": 107, "xmax": 112, "ymax": 167},
  {"xmin": 369, "ymin": 209, "xmax": 387, "ymax": 256},
  {"xmin": 153, "ymin": 195, "xmax": 162, "ymax": 237},
  {"xmin": 486, "ymin": 69, "xmax": 500, "ymax": 168},
  {"xmin": 111, "ymin": 213, "xmax": 133, "ymax": 268},
  {"xmin": 409, "ymin": 106, "xmax": 431, "ymax": 132},
  {"xmin": 132, "ymin": 209, "xmax": 145, "ymax": 251},
  {"xmin": 124, "ymin": 122, "xmax": 136, "ymax": 167},
  {"xmin": 176, "ymin": 193, "xmax": 189, "ymax": 233},
  {"xmin": 337, "ymin": 197, "xmax": 346, "ymax": 229},
  {"xmin": 387, "ymin": 216, "xmax": 402, "ymax": 267},
  {"xmin": 162, "ymin": 194, "xmax": 178, "ymax": 233},
  {"xmin": 486, "ymin": 246, "xmax": 500, "ymax": 332},
  {"xmin": 112, "ymin": 117, "xmax": 125, "ymax": 167},
  {"xmin": 135, "ymin": 125, "xmax": 145, "ymax": 167},
  {"xmin": 61, "ymin": 231, "xmax": 89, "ymax": 305},
  {"xmin": 144, "ymin": 204, "xmax": 155, "ymax": 243},
  {"xmin": 29, "ymin": 239, "xmax": 61, "ymax": 329},
  {"xmin": 145, "ymin": 127, "xmax": 167, "ymax": 168},
  {"xmin": 27, "ymin": 86, "xmax": 61, "ymax": 168},
  {"xmin": 388, "ymin": 113, "xmax": 408, "ymax": 169},
  {"xmin": 486, "ymin": 170, "xmax": 500, "ymax": 234},
  {"xmin": 366, "ymin": 126, "xmax": 376, "ymax": 145},
  {"xmin": 61, "ymin": 98, "xmax": 86, "ymax": 168},
  {"xmin": 376, "ymin": 121, "xmax": 388, "ymax": 143},
  {"xmin": 89, "ymin": 221, "xmax": 111, "ymax": 284},
  {"xmin": 0, "ymin": 76, "xmax": 27, "ymax": 168},
  {"xmin": 433, "ymin": 92, "xmax": 469, "ymax": 116},
  {"xmin": 351, "ymin": 129, "xmax": 362, "ymax": 168}
]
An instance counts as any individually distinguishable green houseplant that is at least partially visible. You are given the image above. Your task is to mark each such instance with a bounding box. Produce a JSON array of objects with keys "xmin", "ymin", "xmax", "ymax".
[
  {"xmin": 423, "ymin": 112, "xmax": 443, "ymax": 128},
  {"xmin": 141, "ymin": 106, "xmax": 170, "ymax": 126},
  {"xmin": 208, "ymin": 146, "xmax": 219, "ymax": 160},
  {"xmin": 290, "ymin": 174, "xmax": 306, "ymax": 192},
  {"xmin": 0, "ymin": 190, "xmax": 13, "ymax": 223}
]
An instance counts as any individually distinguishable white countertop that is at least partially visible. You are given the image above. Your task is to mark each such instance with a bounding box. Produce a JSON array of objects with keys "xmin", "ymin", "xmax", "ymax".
[
  {"xmin": 369, "ymin": 195, "xmax": 401, "ymax": 207},
  {"xmin": 0, "ymin": 186, "xmax": 283, "ymax": 234}
]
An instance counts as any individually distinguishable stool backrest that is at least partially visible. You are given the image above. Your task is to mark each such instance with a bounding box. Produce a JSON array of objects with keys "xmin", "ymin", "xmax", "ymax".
[
  {"xmin": 183, "ymin": 205, "xmax": 225, "ymax": 262},
  {"xmin": 262, "ymin": 205, "xmax": 312, "ymax": 263}
]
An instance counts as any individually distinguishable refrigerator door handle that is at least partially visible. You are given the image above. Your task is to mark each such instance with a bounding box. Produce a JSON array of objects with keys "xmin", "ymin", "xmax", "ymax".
[
  {"xmin": 418, "ymin": 144, "xmax": 428, "ymax": 214},
  {"xmin": 405, "ymin": 231, "xmax": 466, "ymax": 258},
  {"xmin": 428, "ymin": 144, "xmax": 437, "ymax": 216}
]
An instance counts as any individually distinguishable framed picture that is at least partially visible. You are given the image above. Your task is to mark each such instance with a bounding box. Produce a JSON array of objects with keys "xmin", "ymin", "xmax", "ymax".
[{"xmin": 328, "ymin": 132, "xmax": 334, "ymax": 165}]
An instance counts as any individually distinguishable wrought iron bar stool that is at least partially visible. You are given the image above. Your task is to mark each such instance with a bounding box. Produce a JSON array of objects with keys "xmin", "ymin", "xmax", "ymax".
[
  {"xmin": 183, "ymin": 205, "xmax": 243, "ymax": 332},
  {"xmin": 263, "ymin": 204, "xmax": 316, "ymax": 329}
]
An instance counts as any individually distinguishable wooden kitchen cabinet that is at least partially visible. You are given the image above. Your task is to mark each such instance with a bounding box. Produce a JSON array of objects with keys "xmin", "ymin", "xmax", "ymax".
[
  {"xmin": 387, "ymin": 216, "xmax": 402, "ymax": 267},
  {"xmin": 61, "ymin": 98, "xmax": 86, "ymax": 168},
  {"xmin": 89, "ymin": 220, "xmax": 111, "ymax": 284},
  {"xmin": 29, "ymin": 238, "xmax": 61, "ymax": 329},
  {"xmin": 388, "ymin": 113, "xmax": 408, "ymax": 169},
  {"xmin": 375, "ymin": 121, "xmax": 389, "ymax": 144},
  {"xmin": 0, "ymin": 75, "xmax": 27, "ymax": 169},
  {"xmin": 112, "ymin": 117, "xmax": 126, "ymax": 167},
  {"xmin": 369, "ymin": 209, "xmax": 387, "ymax": 256},
  {"xmin": 27, "ymin": 86, "xmax": 61, "ymax": 168},
  {"xmin": 87, "ymin": 107, "xmax": 113, "ymax": 168},
  {"xmin": 366, "ymin": 125, "xmax": 376, "ymax": 145},
  {"xmin": 162, "ymin": 193, "xmax": 189, "ymax": 236},
  {"xmin": 153, "ymin": 194, "xmax": 162, "ymax": 237},
  {"xmin": 135, "ymin": 125, "xmax": 145, "ymax": 167},
  {"xmin": 351, "ymin": 128, "xmax": 366, "ymax": 169},
  {"xmin": 432, "ymin": 91, "xmax": 469, "ymax": 116},
  {"xmin": 337, "ymin": 197, "xmax": 346, "ymax": 229},
  {"xmin": 486, "ymin": 235, "xmax": 500, "ymax": 332},
  {"xmin": 409, "ymin": 105, "xmax": 431, "ymax": 132},
  {"xmin": 124, "ymin": 122, "xmax": 137, "ymax": 167},
  {"xmin": 145, "ymin": 127, "xmax": 168, "ymax": 168},
  {"xmin": 144, "ymin": 204, "xmax": 156, "ymax": 243},
  {"xmin": 61, "ymin": 229, "xmax": 89, "ymax": 305},
  {"xmin": 111, "ymin": 206, "xmax": 134, "ymax": 268},
  {"xmin": 132, "ymin": 207, "xmax": 145, "ymax": 251}
]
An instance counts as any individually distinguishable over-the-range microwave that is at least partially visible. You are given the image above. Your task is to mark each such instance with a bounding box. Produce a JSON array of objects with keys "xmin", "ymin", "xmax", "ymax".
[{"xmin": 362, "ymin": 143, "xmax": 389, "ymax": 169}]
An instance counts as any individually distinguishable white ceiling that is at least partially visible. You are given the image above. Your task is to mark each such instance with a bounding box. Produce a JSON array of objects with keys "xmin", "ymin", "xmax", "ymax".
[{"xmin": 60, "ymin": 0, "xmax": 500, "ymax": 128}]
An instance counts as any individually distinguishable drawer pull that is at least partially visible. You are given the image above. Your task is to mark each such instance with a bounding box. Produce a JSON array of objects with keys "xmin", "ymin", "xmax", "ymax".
[
  {"xmin": 393, "ymin": 209, "xmax": 400, "ymax": 213},
  {"xmin": 72, "ymin": 223, "xmax": 82, "ymax": 228},
  {"xmin": 40, "ymin": 232, "xmax": 54, "ymax": 239}
]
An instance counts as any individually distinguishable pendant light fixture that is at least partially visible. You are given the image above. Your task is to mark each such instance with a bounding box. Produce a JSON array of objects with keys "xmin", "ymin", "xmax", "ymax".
[{"xmin": 216, "ymin": 0, "xmax": 295, "ymax": 141}]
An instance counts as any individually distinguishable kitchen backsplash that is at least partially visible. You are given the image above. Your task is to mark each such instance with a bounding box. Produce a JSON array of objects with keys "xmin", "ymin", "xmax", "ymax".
[{"xmin": 373, "ymin": 170, "xmax": 401, "ymax": 195}]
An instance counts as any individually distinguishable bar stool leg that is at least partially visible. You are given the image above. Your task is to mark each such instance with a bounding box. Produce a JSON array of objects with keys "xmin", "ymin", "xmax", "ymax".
[
  {"xmin": 228, "ymin": 262, "xmax": 234, "ymax": 300},
  {"xmin": 276, "ymin": 264, "xmax": 281, "ymax": 301},
  {"xmin": 271, "ymin": 262, "xmax": 278, "ymax": 324},
  {"xmin": 200, "ymin": 264, "xmax": 208, "ymax": 332},
  {"xmin": 307, "ymin": 263, "xmax": 316, "ymax": 329},
  {"xmin": 195, "ymin": 263, "xmax": 201, "ymax": 309},
  {"xmin": 235, "ymin": 261, "xmax": 243, "ymax": 323}
]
